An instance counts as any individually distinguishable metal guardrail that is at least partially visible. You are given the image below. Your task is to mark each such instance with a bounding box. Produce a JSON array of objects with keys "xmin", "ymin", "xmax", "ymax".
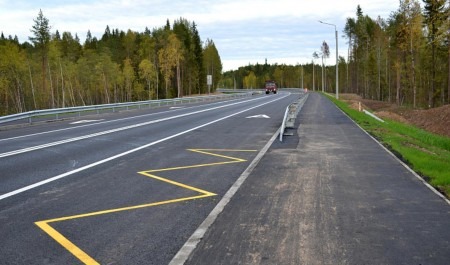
[
  {"xmin": 0, "ymin": 92, "xmax": 253, "ymax": 126},
  {"xmin": 279, "ymin": 93, "xmax": 309, "ymax": 142},
  {"xmin": 217, "ymin": 88, "xmax": 264, "ymax": 94}
]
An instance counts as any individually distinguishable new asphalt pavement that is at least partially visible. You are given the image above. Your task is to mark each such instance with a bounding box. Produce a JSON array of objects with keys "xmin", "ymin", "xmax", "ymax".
[
  {"xmin": 183, "ymin": 92, "xmax": 450, "ymax": 265},
  {"xmin": 1, "ymin": 91, "xmax": 449, "ymax": 264}
]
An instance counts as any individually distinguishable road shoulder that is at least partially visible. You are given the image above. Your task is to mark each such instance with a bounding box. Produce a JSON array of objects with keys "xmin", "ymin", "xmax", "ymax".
[{"xmin": 182, "ymin": 93, "xmax": 450, "ymax": 265}]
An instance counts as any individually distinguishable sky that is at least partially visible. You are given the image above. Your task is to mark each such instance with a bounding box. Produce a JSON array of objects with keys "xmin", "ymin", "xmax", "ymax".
[{"xmin": 0, "ymin": 0, "xmax": 398, "ymax": 71}]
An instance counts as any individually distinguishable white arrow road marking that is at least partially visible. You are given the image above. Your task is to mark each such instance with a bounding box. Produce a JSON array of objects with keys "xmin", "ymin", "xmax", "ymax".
[{"xmin": 246, "ymin": 114, "xmax": 270, "ymax": 119}]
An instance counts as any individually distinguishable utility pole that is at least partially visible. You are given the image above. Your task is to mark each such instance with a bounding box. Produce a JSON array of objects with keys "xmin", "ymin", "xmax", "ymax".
[
  {"xmin": 301, "ymin": 65, "xmax": 304, "ymax": 89},
  {"xmin": 313, "ymin": 61, "xmax": 315, "ymax": 91},
  {"xmin": 319, "ymin": 20, "xmax": 339, "ymax": 99},
  {"xmin": 322, "ymin": 54, "xmax": 324, "ymax": 93}
]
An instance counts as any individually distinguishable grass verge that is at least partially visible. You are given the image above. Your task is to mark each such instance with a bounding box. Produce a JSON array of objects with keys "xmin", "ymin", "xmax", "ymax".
[{"xmin": 325, "ymin": 94, "xmax": 450, "ymax": 198}]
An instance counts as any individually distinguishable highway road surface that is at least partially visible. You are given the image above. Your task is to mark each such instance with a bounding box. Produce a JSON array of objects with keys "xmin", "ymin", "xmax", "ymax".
[
  {"xmin": 184, "ymin": 93, "xmax": 450, "ymax": 265},
  {"xmin": 2, "ymin": 91, "xmax": 449, "ymax": 265},
  {"xmin": 0, "ymin": 91, "xmax": 300, "ymax": 264}
]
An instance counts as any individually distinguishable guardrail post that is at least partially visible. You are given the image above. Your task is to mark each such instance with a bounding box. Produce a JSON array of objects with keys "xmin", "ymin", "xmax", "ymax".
[
  {"xmin": 280, "ymin": 107, "xmax": 289, "ymax": 142},
  {"xmin": 280, "ymin": 94, "xmax": 309, "ymax": 142}
]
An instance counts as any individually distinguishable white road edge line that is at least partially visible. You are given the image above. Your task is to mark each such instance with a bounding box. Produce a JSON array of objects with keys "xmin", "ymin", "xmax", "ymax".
[
  {"xmin": 0, "ymin": 94, "xmax": 289, "ymax": 201},
  {"xmin": 0, "ymin": 96, "xmax": 272, "ymax": 158},
  {"xmin": 169, "ymin": 123, "xmax": 282, "ymax": 265}
]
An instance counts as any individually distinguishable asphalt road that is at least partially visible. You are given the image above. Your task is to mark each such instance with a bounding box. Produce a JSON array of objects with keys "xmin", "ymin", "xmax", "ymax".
[
  {"xmin": 0, "ymin": 91, "xmax": 301, "ymax": 264},
  {"xmin": 3, "ymin": 91, "xmax": 449, "ymax": 265},
  {"xmin": 184, "ymin": 93, "xmax": 450, "ymax": 265}
]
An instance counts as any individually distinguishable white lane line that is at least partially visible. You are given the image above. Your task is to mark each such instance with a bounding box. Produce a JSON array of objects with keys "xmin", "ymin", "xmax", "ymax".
[
  {"xmin": 0, "ymin": 96, "xmax": 275, "ymax": 158},
  {"xmin": 246, "ymin": 114, "xmax": 270, "ymax": 118},
  {"xmin": 70, "ymin": 119, "xmax": 104, "ymax": 124},
  {"xmin": 0, "ymin": 96, "xmax": 260, "ymax": 143},
  {"xmin": 0, "ymin": 93, "xmax": 289, "ymax": 201}
]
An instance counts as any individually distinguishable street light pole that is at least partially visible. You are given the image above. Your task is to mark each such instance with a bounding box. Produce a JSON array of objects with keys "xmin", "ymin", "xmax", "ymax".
[
  {"xmin": 321, "ymin": 54, "xmax": 324, "ymax": 93},
  {"xmin": 312, "ymin": 60, "xmax": 315, "ymax": 91},
  {"xmin": 301, "ymin": 65, "xmax": 304, "ymax": 89},
  {"xmin": 319, "ymin": 20, "xmax": 339, "ymax": 99}
]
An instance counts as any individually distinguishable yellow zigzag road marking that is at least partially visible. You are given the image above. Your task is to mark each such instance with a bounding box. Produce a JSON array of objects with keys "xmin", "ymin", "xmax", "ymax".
[{"xmin": 35, "ymin": 149, "xmax": 256, "ymax": 265}]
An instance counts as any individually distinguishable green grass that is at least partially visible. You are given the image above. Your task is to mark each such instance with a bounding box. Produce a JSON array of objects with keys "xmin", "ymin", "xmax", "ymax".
[{"xmin": 325, "ymin": 94, "xmax": 450, "ymax": 197}]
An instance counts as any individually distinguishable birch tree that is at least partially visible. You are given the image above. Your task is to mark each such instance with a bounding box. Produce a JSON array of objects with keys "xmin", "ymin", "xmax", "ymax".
[
  {"xmin": 139, "ymin": 59, "xmax": 157, "ymax": 99},
  {"xmin": 158, "ymin": 33, "xmax": 183, "ymax": 98}
]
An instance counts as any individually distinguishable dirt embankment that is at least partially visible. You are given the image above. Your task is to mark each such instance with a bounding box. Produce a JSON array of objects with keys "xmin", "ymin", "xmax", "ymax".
[{"xmin": 340, "ymin": 94, "xmax": 450, "ymax": 138}]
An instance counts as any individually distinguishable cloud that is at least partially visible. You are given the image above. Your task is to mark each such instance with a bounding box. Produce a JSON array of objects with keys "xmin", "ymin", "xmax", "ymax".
[{"xmin": 0, "ymin": 0, "xmax": 396, "ymax": 71}]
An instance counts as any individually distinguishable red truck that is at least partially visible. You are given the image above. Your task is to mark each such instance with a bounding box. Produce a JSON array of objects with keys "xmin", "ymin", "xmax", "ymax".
[{"xmin": 265, "ymin": 80, "xmax": 277, "ymax": 94}]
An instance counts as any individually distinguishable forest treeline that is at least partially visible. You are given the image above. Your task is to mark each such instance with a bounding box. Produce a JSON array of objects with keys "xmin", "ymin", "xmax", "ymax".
[
  {"xmin": 223, "ymin": 0, "xmax": 450, "ymax": 108},
  {"xmin": 1, "ymin": 1, "xmax": 449, "ymax": 116},
  {"xmin": 0, "ymin": 10, "xmax": 222, "ymax": 115},
  {"xmin": 222, "ymin": 61, "xmax": 307, "ymax": 90}
]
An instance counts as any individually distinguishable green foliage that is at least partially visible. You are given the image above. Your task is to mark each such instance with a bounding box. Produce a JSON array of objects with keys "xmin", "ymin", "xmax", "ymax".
[
  {"xmin": 191, "ymin": 22, "xmax": 204, "ymax": 94},
  {"xmin": 342, "ymin": 1, "xmax": 449, "ymax": 107},
  {"xmin": 0, "ymin": 11, "xmax": 219, "ymax": 115},
  {"xmin": 0, "ymin": 41, "xmax": 28, "ymax": 113},
  {"xmin": 203, "ymin": 39, "xmax": 222, "ymax": 93},
  {"xmin": 139, "ymin": 59, "xmax": 157, "ymax": 100},
  {"xmin": 223, "ymin": 63, "xmax": 310, "ymax": 90},
  {"xmin": 326, "ymin": 93, "xmax": 450, "ymax": 197},
  {"xmin": 29, "ymin": 9, "xmax": 51, "ymax": 50},
  {"xmin": 158, "ymin": 33, "xmax": 182, "ymax": 98},
  {"xmin": 243, "ymin": 71, "xmax": 257, "ymax": 89},
  {"xmin": 422, "ymin": 0, "xmax": 447, "ymax": 107}
]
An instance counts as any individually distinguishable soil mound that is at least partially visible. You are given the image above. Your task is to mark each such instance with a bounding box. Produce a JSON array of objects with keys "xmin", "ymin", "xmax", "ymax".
[{"xmin": 340, "ymin": 94, "xmax": 450, "ymax": 138}]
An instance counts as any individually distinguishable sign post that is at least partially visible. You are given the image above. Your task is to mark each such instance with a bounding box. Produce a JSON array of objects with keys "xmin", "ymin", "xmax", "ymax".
[{"xmin": 207, "ymin": 75, "xmax": 212, "ymax": 95}]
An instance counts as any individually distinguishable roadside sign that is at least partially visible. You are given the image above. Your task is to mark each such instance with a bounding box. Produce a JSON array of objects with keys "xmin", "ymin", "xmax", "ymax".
[{"xmin": 207, "ymin": 75, "xmax": 212, "ymax": 86}]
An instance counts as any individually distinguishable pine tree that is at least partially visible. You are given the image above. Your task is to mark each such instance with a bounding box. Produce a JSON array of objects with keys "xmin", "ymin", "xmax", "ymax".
[
  {"xmin": 192, "ymin": 22, "xmax": 204, "ymax": 94},
  {"xmin": 29, "ymin": 9, "xmax": 51, "ymax": 108}
]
